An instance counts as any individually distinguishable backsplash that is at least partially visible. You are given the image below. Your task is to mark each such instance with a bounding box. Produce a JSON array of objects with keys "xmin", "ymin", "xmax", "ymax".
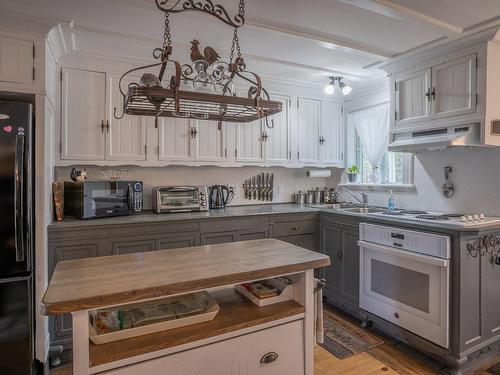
[
  {"xmin": 54, "ymin": 166, "xmax": 342, "ymax": 210},
  {"xmin": 359, "ymin": 148, "xmax": 500, "ymax": 216}
]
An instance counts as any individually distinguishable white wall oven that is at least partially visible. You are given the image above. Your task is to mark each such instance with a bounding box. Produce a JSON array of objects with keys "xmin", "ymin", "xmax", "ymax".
[{"xmin": 359, "ymin": 223, "xmax": 450, "ymax": 348}]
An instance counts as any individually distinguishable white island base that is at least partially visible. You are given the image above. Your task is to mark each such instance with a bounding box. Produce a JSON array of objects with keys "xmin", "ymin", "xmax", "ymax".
[{"xmin": 42, "ymin": 239, "xmax": 330, "ymax": 375}]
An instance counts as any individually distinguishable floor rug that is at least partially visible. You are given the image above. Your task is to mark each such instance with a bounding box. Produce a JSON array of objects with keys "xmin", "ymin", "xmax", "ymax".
[
  {"xmin": 320, "ymin": 309, "xmax": 384, "ymax": 359},
  {"xmin": 487, "ymin": 362, "xmax": 500, "ymax": 375}
]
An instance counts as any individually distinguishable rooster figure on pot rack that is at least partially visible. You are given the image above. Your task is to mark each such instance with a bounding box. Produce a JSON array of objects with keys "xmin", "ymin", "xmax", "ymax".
[{"xmin": 113, "ymin": 0, "xmax": 282, "ymax": 129}]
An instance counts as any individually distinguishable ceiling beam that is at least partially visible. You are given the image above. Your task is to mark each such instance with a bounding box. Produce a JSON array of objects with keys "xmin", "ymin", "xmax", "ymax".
[
  {"xmin": 106, "ymin": 0, "xmax": 395, "ymax": 60},
  {"xmin": 243, "ymin": 18, "xmax": 395, "ymax": 60},
  {"xmin": 338, "ymin": 0, "xmax": 463, "ymax": 36}
]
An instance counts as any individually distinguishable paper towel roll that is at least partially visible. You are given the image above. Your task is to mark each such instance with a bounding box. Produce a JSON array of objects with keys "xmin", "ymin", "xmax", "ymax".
[{"xmin": 306, "ymin": 169, "xmax": 331, "ymax": 178}]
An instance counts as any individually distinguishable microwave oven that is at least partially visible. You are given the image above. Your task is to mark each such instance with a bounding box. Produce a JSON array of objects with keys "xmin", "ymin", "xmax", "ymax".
[{"xmin": 64, "ymin": 180, "xmax": 143, "ymax": 219}]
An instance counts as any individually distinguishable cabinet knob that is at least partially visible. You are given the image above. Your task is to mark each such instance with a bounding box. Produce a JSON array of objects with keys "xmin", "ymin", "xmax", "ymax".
[
  {"xmin": 100, "ymin": 120, "xmax": 105, "ymax": 133},
  {"xmin": 260, "ymin": 352, "xmax": 279, "ymax": 364},
  {"xmin": 394, "ymin": 312, "xmax": 400, "ymax": 319},
  {"xmin": 106, "ymin": 120, "xmax": 110, "ymax": 133},
  {"xmin": 337, "ymin": 249, "xmax": 343, "ymax": 260},
  {"xmin": 292, "ymin": 226, "xmax": 301, "ymax": 231}
]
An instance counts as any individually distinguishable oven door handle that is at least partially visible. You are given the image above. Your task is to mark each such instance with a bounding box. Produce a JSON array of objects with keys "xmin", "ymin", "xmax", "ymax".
[{"xmin": 358, "ymin": 240, "xmax": 449, "ymax": 267}]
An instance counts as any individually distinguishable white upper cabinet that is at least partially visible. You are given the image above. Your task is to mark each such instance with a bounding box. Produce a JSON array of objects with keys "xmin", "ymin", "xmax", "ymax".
[
  {"xmin": 235, "ymin": 94, "xmax": 290, "ymax": 164},
  {"xmin": 0, "ymin": 36, "xmax": 34, "ymax": 84},
  {"xmin": 394, "ymin": 69, "xmax": 432, "ymax": 126},
  {"xmin": 107, "ymin": 74, "xmax": 147, "ymax": 161},
  {"xmin": 265, "ymin": 94, "xmax": 290, "ymax": 164},
  {"xmin": 158, "ymin": 117, "xmax": 193, "ymax": 161},
  {"xmin": 235, "ymin": 119, "xmax": 264, "ymax": 163},
  {"xmin": 61, "ymin": 68, "xmax": 106, "ymax": 160},
  {"xmin": 321, "ymin": 102, "xmax": 344, "ymax": 166},
  {"xmin": 297, "ymin": 98, "xmax": 321, "ymax": 163},
  {"xmin": 390, "ymin": 51, "xmax": 479, "ymax": 132},
  {"xmin": 431, "ymin": 54, "xmax": 477, "ymax": 119},
  {"xmin": 192, "ymin": 120, "xmax": 226, "ymax": 162}
]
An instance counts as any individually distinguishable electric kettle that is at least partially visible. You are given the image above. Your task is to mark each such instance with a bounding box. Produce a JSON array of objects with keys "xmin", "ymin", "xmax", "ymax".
[{"xmin": 209, "ymin": 185, "xmax": 234, "ymax": 209}]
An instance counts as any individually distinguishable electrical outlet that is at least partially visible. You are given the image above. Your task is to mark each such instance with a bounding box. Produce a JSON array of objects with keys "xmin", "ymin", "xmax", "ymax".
[{"xmin": 278, "ymin": 183, "xmax": 284, "ymax": 194}]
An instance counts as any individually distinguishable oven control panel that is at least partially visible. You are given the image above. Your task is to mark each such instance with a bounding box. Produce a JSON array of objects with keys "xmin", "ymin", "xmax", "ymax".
[{"xmin": 359, "ymin": 223, "xmax": 450, "ymax": 259}]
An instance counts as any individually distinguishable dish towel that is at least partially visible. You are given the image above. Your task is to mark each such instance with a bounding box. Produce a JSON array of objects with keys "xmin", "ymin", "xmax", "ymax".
[{"xmin": 314, "ymin": 278, "xmax": 326, "ymax": 344}]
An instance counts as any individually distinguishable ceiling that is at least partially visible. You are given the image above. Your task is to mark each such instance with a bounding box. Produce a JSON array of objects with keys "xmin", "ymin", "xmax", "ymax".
[{"xmin": 0, "ymin": 0, "xmax": 498, "ymax": 91}]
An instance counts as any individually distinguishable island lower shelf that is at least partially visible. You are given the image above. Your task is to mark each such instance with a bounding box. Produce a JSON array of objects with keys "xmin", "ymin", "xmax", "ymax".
[{"xmin": 90, "ymin": 288, "xmax": 305, "ymax": 368}]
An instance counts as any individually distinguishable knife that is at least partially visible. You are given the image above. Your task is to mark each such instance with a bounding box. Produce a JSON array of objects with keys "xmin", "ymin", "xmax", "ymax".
[
  {"xmin": 261, "ymin": 173, "xmax": 265, "ymax": 201},
  {"xmin": 252, "ymin": 176, "xmax": 256, "ymax": 199},
  {"xmin": 270, "ymin": 174, "xmax": 274, "ymax": 201},
  {"xmin": 257, "ymin": 174, "xmax": 261, "ymax": 200},
  {"xmin": 244, "ymin": 179, "xmax": 248, "ymax": 199}
]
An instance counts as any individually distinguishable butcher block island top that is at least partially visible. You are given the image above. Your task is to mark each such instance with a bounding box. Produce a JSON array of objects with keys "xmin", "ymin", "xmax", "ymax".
[{"xmin": 42, "ymin": 238, "xmax": 330, "ymax": 315}]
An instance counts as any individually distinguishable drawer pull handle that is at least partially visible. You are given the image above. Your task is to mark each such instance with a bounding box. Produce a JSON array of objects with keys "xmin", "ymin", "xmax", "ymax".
[
  {"xmin": 260, "ymin": 352, "xmax": 279, "ymax": 364},
  {"xmin": 292, "ymin": 226, "xmax": 301, "ymax": 231}
]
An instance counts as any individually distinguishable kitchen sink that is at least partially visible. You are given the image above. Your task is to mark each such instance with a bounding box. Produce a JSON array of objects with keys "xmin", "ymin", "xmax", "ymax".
[{"xmin": 340, "ymin": 207, "xmax": 387, "ymax": 214}]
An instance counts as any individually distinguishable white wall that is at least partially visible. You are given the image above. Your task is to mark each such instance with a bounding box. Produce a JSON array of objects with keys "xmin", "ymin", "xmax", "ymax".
[
  {"xmin": 345, "ymin": 78, "xmax": 500, "ymax": 216},
  {"xmin": 55, "ymin": 165, "xmax": 342, "ymax": 209}
]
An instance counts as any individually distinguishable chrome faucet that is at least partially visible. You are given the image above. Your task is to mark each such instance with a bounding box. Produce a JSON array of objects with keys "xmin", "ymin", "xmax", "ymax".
[{"xmin": 337, "ymin": 185, "xmax": 368, "ymax": 205}]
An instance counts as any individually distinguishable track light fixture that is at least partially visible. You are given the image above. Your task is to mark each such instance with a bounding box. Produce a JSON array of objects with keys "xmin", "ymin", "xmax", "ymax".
[{"xmin": 324, "ymin": 76, "xmax": 352, "ymax": 96}]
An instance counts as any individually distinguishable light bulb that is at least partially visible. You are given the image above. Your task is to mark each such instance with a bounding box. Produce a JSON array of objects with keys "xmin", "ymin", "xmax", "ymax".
[
  {"xmin": 324, "ymin": 83, "xmax": 335, "ymax": 95},
  {"xmin": 342, "ymin": 85, "xmax": 352, "ymax": 95}
]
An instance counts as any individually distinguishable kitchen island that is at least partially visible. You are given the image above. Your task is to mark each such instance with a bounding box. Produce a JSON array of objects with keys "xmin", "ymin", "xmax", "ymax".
[{"xmin": 42, "ymin": 238, "xmax": 330, "ymax": 375}]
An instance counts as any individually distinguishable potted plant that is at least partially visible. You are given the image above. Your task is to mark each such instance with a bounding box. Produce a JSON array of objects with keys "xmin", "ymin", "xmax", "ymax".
[{"xmin": 346, "ymin": 165, "xmax": 359, "ymax": 183}]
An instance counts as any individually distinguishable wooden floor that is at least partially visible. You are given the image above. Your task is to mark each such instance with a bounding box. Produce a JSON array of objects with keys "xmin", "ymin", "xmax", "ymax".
[{"xmin": 51, "ymin": 344, "xmax": 499, "ymax": 375}]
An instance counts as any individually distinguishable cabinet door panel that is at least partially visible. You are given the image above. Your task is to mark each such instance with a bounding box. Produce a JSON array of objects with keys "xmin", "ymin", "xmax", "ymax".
[
  {"xmin": 112, "ymin": 239, "xmax": 156, "ymax": 255},
  {"xmin": 432, "ymin": 54, "xmax": 476, "ymax": 119},
  {"xmin": 235, "ymin": 120, "xmax": 264, "ymax": 163},
  {"xmin": 61, "ymin": 69, "xmax": 106, "ymax": 160},
  {"xmin": 194, "ymin": 120, "xmax": 226, "ymax": 161},
  {"xmin": 395, "ymin": 69, "xmax": 431, "ymax": 126},
  {"xmin": 157, "ymin": 232, "xmax": 200, "ymax": 250},
  {"xmin": 107, "ymin": 74, "xmax": 146, "ymax": 161},
  {"xmin": 320, "ymin": 225, "xmax": 341, "ymax": 293},
  {"xmin": 482, "ymin": 254, "xmax": 500, "ymax": 340},
  {"xmin": 321, "ymin": 102, "xmax": 343, "ymax": 165},
  {"xmin": 158, "ymin": 117, "xmax": 192, "ymax": 161},
  {"xmin": 265, "ymin": 95, "xmax": 290, "ymax": 163},
  {"xmin": 200, "ymin": 232, "xmax": 237, "ymax": 245},
  {"xmin": 297, "ymin": 98, "xmax": 321, "ymax": 163},
  {"xmin": 50, "ymin": 244, "xmax": 99, "ymax": 341},
  {"xmin": 238, "ymin": 228, "xmax": 269, "ymax": 242},
  {"xmin": 339, "ymin": 228, "xmax": 360, "ymax": 304},
  {"xmin": 0, "ymin": 36, "xmax": 33, "ymax": 84}
]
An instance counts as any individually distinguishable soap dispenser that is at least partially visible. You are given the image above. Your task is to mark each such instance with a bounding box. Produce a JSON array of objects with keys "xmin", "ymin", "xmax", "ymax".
[{"xmin": 387, "ymin": 190, "xmax": 395, "ymax": 211}]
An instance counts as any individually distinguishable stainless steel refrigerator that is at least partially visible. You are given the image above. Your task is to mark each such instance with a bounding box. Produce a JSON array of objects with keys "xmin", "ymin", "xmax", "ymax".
[{"xmin": 0, "ymin": 100, "xmax": 34, "ymax": 375}]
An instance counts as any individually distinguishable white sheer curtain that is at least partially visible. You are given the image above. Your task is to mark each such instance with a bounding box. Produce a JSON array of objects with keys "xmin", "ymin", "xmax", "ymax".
[{"xmin": 350, "ymin": 103, "xmax": 390, "ymax": 183}]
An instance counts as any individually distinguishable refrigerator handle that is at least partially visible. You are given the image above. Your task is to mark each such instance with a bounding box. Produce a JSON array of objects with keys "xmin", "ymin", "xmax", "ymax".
[{"xmin": 15, "ymin": 134, "xmax": 25, "ymax": 262}]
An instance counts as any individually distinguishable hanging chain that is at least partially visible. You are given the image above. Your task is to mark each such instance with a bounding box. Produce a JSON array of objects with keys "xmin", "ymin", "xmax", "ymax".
[
  {"xmin": 230, "ymin": 0, "xmax": 245, "ymax": 63},
  {"xmin": 162, "ymin": 12, "xmax": 172, "ymax": 51}
]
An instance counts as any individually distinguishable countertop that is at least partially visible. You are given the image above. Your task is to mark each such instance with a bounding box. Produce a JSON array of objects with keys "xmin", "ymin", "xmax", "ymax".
[
  {"xmin": 42, "ymin": 238, "xmax": 330, "ymax": 314},
  {"xmin": 48, "ymin": 203, "xmax": 500, "ymax": 233}
]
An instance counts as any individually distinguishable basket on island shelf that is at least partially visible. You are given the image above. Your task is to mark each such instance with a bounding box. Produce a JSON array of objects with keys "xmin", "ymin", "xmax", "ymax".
[
  {"xmin": 235, "ymin": 276, "xmax": 295, "ymax": 307},
  {"xmin": 89, "ymin": 291, "xmax": 219, "ymax": 345}
]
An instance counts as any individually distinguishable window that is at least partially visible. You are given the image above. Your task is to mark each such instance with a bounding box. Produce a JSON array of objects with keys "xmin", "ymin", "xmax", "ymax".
[
  {"xmin": 346, "ymin": 102, "xmax": 413, "ymax": 188},
  {"xmin": 355, "ymin": 135, "xmax": 412, "ymax": 185}
]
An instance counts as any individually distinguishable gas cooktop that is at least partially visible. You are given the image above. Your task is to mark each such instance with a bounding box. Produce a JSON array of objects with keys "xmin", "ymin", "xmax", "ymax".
[{"xmin": 369, "ymin": 209, "xmax": 500, "ymax": 228}]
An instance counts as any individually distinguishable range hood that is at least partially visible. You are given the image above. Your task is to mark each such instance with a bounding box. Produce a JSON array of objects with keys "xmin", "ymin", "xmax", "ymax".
[{"xmin": 388, "ymin": 124, "xmax": 484, "ymax": 152}]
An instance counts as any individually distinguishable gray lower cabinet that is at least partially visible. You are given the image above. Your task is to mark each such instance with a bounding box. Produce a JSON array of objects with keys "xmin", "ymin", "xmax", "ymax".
[
  {"xmin": 319, "ymin": 215, "xmax": 360, "ymax": 316},
  {"xmin": 112, "ymin": 238, "xmax": 156, "ymax": 255},
  {"xmin": 201, "ymin": 232, "xmax": 238, "ymax": 245},
  {"xmin": 270, "ymin": 214, "xmax": 318, "ymax": 252},
  {"xmin": 157, "ymin": 232, "xmax": 200, "ymax": 249},
  {"xmin": 48, "ymin": 241, "xmax": 111, "ymax": 348}
]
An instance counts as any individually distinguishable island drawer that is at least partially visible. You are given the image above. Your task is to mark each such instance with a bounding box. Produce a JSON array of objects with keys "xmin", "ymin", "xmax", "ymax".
[
  {"xmin": 100, "ymin": 319, "xmax": 304, "ymax": 374},
  {"xmin": 272, "ymin": 219, "xmax": 317, "ymax": 237}
]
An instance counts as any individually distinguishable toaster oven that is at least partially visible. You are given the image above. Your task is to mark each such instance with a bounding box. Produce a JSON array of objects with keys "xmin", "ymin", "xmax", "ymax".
[{"xmin": 153, "ymin": 186, "xmax": 209, "ymax": 213}]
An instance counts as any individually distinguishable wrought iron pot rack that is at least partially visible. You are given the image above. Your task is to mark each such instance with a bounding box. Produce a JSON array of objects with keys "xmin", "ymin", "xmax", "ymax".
[
  {"xmin": 467, "ymin": 234, "xmax": 500, "ymax": 259},
  {"xmin": 113, "ymin": 0, "xmax": 282, "ymax": 128}
]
